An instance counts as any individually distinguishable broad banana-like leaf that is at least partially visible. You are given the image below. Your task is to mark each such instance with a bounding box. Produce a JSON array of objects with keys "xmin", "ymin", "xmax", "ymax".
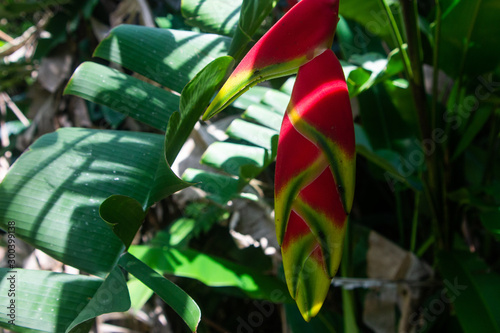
[
  {"xmin": 202, "ymin": 0, "xmax": 340, "ymax": 120},
  {"xmin": 275, "ymin": 49, "xmax": 355, "ymax": 321}
]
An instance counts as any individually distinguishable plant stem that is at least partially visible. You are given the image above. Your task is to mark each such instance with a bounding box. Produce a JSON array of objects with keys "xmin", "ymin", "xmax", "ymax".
[
  {"xmin": 441, "ymin": 3, "xmax": 483, "ymax": 248},
  {"xmin": 395, "ymin": 190, "xmax": 405, "ymax": 246},
  {"xmin": 379, "ymin": 0, "xmax": 412, "ymax": 79},
  {"xmin": 431, "ymin": 0, "xmax": 442, "ymax": 131},
  {"xmin": 400, "ymin": 0, "xmax": 428, "ymax": 142},
  {"xmin": 400, "ymin": 0, "xmax": 443, "ymax": 248},
  {"xmin": 341, "ymin": 221, "xmax": 359, "ymax": 333},
  {"xmin": 410, "ymin": 187, "xmax": 421, "ymax": 253},
  {"xmin": 416, "ymin": 234, "xmax": 434, "ymax": 258}
]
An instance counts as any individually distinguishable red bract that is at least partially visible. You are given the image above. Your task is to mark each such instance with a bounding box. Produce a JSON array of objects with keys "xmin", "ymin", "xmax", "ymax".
[
  {"xmin": 275, "ymin": 49, "xmax": 355, "ymax": 320},
  {"xmin": 203, "ymin": 0, "xmax": 339, "ymax": 120},
  {"xmin": 200, "ymin": 0, "xmax": 355, "ymax": 321}
]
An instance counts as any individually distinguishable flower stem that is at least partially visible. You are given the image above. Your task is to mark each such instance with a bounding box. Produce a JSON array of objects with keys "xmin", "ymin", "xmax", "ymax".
[{"xmin": 400, "ymin": 0, "xmax": 444, "ymax": 249}]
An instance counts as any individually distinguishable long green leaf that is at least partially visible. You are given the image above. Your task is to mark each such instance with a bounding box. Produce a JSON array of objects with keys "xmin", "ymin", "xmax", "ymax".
[
  {"xmin": 201, "ymin": 142, "xmax": 268, "ymax": 179},
  {"xmin": 182, "ymin": 168, "xmax": 240, "ymax": 204},
  {"xmin": 241, "ymin": 104, "xmax": 283, "ymax": 131},
  {"xmin": 99, "ymin": 195, "xmax": 146, "ymax": 250},
  {"xmin": 66, "ymin": 266, "xmax": 130, "ymax": 332},
  {"xmin": 438, "ymin": 0, "xmax": 500, "ymax": 77},
  {"xmin": 480, "ymin": 210, "xmax": 500, "ymax": 241},
  {"xmin": 0, "ymin": 268, "xmax": 101, "ymax": 332},
  {"xmin": 118, "ymin": 252, "xmax": 201, "ymax": 332},
  {"xmin": 438, "ymin": 251, "xmax": 500, "ymax": 333},
  {"xmin": 165, "ymin": 56, "xmax": 234, "ymax": 164},
  {"xmin": 93, "ymin": 25, "xmax": 231, "ymax": 93},
  {"xmin": 340, "ymin": 0, "xmax": 399, "ymax": 44},
  {"xmin": 181, "ymin": 0, "xmax": 242, "ymax": 36},
  {"xmin": 127, "ymin": 277, "xmax": 154, "ymax": 311},
  {"xmin": 64, "ymin": 62, "xmax": 179, "ymax": 131},
  {"xmin": 226, "ymin": 119, "xmax": 278, "ymax": 151},
  {"xmin": 128, "ymin": 246, "xmax": 292, "ymax": 302},
  {"xmin": 354, "ymin": 124, "xmax": 422, "ymax": 191},
  {"xmin": 452, "ymin": 106, "xmax": 493, "ymax": 161},
  {"xmin": 228, "ymin": 0, "xmax": 276, "ymax": 60},
  {"xmin": 0, "ymin": 128, "xmax": 189, "ymax": 276},
  {"xmin": 260, "ymin": 89, "xmax": 289, "ymax": 113}
]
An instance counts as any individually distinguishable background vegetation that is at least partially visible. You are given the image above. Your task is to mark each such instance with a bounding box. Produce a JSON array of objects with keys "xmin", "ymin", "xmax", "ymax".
[{"xmin": 0, "ymin": 0, "xmax": 499, "ymax": 332}]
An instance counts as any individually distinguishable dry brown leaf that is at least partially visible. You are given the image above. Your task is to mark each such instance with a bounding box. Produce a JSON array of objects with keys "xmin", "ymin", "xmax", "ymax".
[
  {"xmin": 363, "ymin": 231, "xmax": 433, "ymax": 333},
  {"xmin": 38, "ymin": 50, "xmax": 73, "ymax": 93}
]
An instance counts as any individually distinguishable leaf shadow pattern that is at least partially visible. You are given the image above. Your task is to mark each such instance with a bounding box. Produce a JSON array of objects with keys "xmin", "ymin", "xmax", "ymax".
[{"xmin": 0, "ymin": 128, "xmax": 187, "ymax": 277}]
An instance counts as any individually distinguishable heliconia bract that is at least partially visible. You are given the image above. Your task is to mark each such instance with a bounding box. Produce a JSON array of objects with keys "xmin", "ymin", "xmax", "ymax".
[
  {"xmin": 202, "ymin": 0, "xmax": 340, "ymax": 120},
  {"xmin": 275, "ymin": 49, "xmax": 355, "ymax": 321},
  {"xmin": 198, "ymin": 0, "xmax": 355, "ymax": 321}
]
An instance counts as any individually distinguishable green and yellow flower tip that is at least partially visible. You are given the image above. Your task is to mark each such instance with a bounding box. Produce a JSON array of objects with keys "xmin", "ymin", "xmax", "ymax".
[
  {"xmin": 274, "ymin": 49, "xmax": 355, "ymax": 320},
  {"xmin": 202, "ymin": 0, "xmax": 340, "ymax": 120},
  {"xmin": 281, "ymin": 210, "xmax": 331, "ymax": 321}
]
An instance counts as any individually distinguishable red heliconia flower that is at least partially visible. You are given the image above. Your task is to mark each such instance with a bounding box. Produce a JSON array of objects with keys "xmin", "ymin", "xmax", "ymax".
[
  {"xmin": 275, "ymin": 49, "xmax": 355, "ymax": 321},
  {"xmin": 199, "ymin": 0, "xmax": 355, "ymax": 321},
  {"xmin": 203, "ymin": 0, "xmax": 340, "ymax": 120}
]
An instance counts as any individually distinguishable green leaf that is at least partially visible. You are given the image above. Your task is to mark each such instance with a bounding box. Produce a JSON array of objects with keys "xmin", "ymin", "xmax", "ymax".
[
  {"xmin": 228, "ymin": 0, "xmax": 276, "ymax": 61},
  {"xmin": 201, "ymin": 142, "xmax": 268, "ymax": 179},
  {"xmin": 345, "ymin": 66, "xmax": 371, "ymax": 96},
  {"xmin": 118, "ymin": 252, "xmax": 201, "ymax": 332},
  {"xmin": 182, "ymin": 168, "xmax": 240, "ymax": 204},
  {"xmin": 226, "ymin": 119, "xmax": 278, "ymax": 151},
  {"xmin": 181, "ymin": 0, "xmax": 242, "ymax": 36},
  {"xmin": 261, "ymin": 89, "xmax": 290, "ymax": 113},
  {"xmin": 232, "ymin": 86, "xmax": 271, "ymax": 110},
  {"xmin": 340, "ymin": 0, "xmax": 400, "ymax": 45},
  {"xmin": 0, "ymin": 128, "xmax": 189, "ymax": 276},
  {"xmin": 100, "ymin": 195, "xmax": 146, "ymax": 250},
  {"xmin": 438, "ymin": 0, "xmax": 500, "ymax": 77},
  {"xmin": 355, "ymin": 124, "xmax": 422, "ymax": 191},
  {"xmin": 101, "ymin": 106, "xmax": 127, "ymax": 128},
  {"xmin": 0, "ymin": 268, "xmax": 102, "ymax": 332},
  {"xmin": 66, "ymin": 266, "xmax": 131, "ymax": 332},
  {"xmin": 127, "ymin": 277, "xmax": 154, "ymax": 311},
  {"xmin": 128, "ymin": 246, "xmax": 292, "ymax": 302},
  {"xmin": 280, "ymin": 76, "xmax": 296, "ymax": 95},
  {"xmin": 64, "ymin": 62, "xmax": 179, "ymax": 131},
  {"xmin": 346, "ymin": 50, "xmax": 406, "ymax": 97},
  {"xmin": 480, "ymin": 210, "xmax": 500, "ymax": 241},
  {"xmin": 151, "ymin": 218, "xmax": 198, "ymax": 248},
  {"xmin": 165, "ymin": 56, "xmax": 234, "ymax": 164},
  {"xmin": 241, "ymin": 104, "xmax": 283, "ymax": 131},
  {"xmin": 93, "ymin": 25, "xmax": 231, "ymax": 93},
  {"xmin": 356, "ymin": 80, "xmax": 417, "ymax": 150},
  {"xmin": 452, "ymin": 106, "xmax": 493, "ymax": 161},
  {"xmin": 438, "ymin": 251, "xmax": 500, "ymax": 333}
]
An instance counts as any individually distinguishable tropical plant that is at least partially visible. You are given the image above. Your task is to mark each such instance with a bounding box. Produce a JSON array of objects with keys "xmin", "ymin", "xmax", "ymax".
[{"xmin": 1, "ymin": 0, "xmax": 499, "ymax": 332}]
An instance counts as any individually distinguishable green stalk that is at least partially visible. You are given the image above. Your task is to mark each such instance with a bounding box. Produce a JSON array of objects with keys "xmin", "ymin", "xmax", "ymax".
[
  {"xmin": 416, "ymin": 234, "xmax": 435, "ymax": 258},
  {"xmin": 454, "ymin": 0, "xmax": 482, "ymax": 93},
  {"xmin": 379, "ymin": 0, "xmax": 412, "ymax": 79},
  {"xmin": 379, "ymin": 1, "xmax": 417, "ymax": 248},
  {"xmin": 395, "ymin": 189, "xmax": 405, "ymax": 247},
  {"xmin": 400, "ymin": 0, "xmax": 429, "ymax": 143},
  {"xmin": 341, "ymin": 221, "xmax": 359, "ymax": 333},
  {"xmin": 400, "ymin": 0, "xmax": 443, "ymax": 249},
  {"xmin": 410, "ymin": 187, "xmax": 421, "ymax": 253},
  {"xmin": 431, "ymin": 0, "xmax": 442, "ymax": 131},
  {"xmin": 364, "ymin": 2, "xmax": 410, "ymax": 246}
]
